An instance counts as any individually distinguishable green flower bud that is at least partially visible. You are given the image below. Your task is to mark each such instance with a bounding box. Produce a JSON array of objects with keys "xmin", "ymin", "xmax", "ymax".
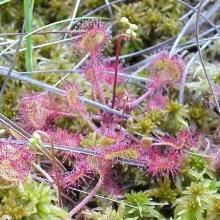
[
  {"xmin": 33, "ymin": 132, "xmax": 42, "ymax": 142},
  {"xmin": 29, "ymin": 132, "xmax": 43, "ymax": 150},
  {"xmin": 130, "ymin": 23, "xmax": 138, "ymax": 31},
  {"xmin": 126, "ymin": 28, "xmax": 132, "ymax": 35},
  {"xmin": 120, "ymin": 17, "xmax": 129, "ymax": 24},
  {"xmin": 131, "ymin": 30, "xmax": 137, "ymax": 38},
  {"xmin": 29, "ymin": 137, "xmax": 38, "ymax": 146}
]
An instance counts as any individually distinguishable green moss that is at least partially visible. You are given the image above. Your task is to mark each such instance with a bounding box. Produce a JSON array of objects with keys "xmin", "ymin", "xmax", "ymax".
[
  {"xmin": 174, "ymin": 180, "xmax": 220, "ymax": 220},
  {"xmin": 150, "ymin": 178, "xmax": 178, "ymax": 203},
  {"xmin": 0, "ymin": 178, "xmax": 70, "ymax": 219},
  {"xmin": 207, "ymin": 197, "xmax": 220, "ymax": 220},
  {"xmin": 55, "ymin": 116, "xmax": 88, "ymax": 133},
  {"xmin": 0, "ymin": 1, "xmax": 23, "ymax": 30},
  {"xmin": 161, "ymin": 101, "xmax": 189, "ymax": 134},
  {"xmin": 0, "ymin": 79, "xmax": 22, "ymax": 119},
  {"xmin": 84, "ymin": 0, "xmax": 103, "ymax": 9},
  {"xmin": 189, "ymin": 103, "xmax": 219, "ymax": 132},
  {"xmin": 125, "ymin": 191, "xmax": 164, "ymax": 219},
  {"xmin": 83, "ymin": 203, "xmax": 128, "ymax": 220},
  {"xmin": 188, "ymin": 154, "xmax": 207, "ymax": 172},
  {"xmin": 80, "ymin": 132, "xmax": 116, "ymax": 149},
  {"xmin": 213, "ymin": 71, "xmax": 220, "ymax": 84},
  {"xmin": 127, "ymin": 110, "xmax": 164, "ymax": 135},
  {"xmin": 34, "ymin": 0, "xmax": 73, "ymax": 23}
]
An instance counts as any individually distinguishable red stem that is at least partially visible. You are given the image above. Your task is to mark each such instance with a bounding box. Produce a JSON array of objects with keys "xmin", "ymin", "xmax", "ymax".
[
  {"xmin": 37, "ymin": 131, "xmax": 62, "ymax": 207},
  {"xmin": 50, "ymin": 139, "xmax": 62, "ymax": 207},
  {"xmin": 111, "ymin": 34, "xmax": 130, "ymax": 109},
  {"xmin": 91, "ymin": 54, "xmax": 106, "ymax": 104},
  {"xmin": 129, "ymin": 89, "xmax": 153, "ymax": 109},
  {"xmin": 69, "ymin": 176, "xmax": 103, "ymax": 216}
]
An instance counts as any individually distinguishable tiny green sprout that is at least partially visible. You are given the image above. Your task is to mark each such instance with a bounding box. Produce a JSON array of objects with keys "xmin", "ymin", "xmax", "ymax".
[{"xmin": 29, "ymin": 132, "xmax": 43, "ymax": 150}]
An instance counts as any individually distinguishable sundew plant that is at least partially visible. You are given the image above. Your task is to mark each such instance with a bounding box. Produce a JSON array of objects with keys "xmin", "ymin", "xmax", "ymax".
[{"xmin": 1, "ymin": 0, "xmax": 220, "ymax": 219}]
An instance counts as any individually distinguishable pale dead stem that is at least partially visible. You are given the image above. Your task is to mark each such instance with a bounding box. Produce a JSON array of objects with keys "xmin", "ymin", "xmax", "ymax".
[{"xmin": 195, "ymin": 0, "xmax": 220, "ymax": 115}]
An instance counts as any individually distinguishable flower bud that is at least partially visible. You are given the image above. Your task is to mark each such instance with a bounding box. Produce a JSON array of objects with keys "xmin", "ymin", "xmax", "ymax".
[
  {"xmin": 120, "ymin": 17, "xmax": 129, "ymax": 24},
  {"xmin": 131, "ymin": 31, "xmax": 137, "ymax": 38},
  {"xmin": 29, "ymin": 132, "xmax": 43, "ymax": 149},
  {"xmin": 130, "ymin": 23, "xmax": 138, "ymax": 31},
  {"xmin": 125, "ymin": 28, "xmax": 132, "ymax": 35}
]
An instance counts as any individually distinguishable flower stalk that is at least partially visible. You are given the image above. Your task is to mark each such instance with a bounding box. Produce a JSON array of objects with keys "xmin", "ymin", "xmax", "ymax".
[{"xmin": 69, "ymin": 176, "xmax": 103, "ymax": 217}]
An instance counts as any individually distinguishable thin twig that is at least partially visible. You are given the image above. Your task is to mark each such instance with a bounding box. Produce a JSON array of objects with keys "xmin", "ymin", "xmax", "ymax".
[
  {"xmin": 0, "ymin": 113, "xmax": 31, "ymax": 139},
  {"xmin": 108, "ymin": 37, "xmax": 175, "ymax": 61},
  {"xmin": 195, "ymin": 0, "xmax": 220, "ymax": 114},
  {"xmin": 70, "ymin": 187, "xmax": 137, "ymax": 208},
  {"xmin": 104, "ymin": 0, "xmax": 113, "ymax": 18},
  {"xmin": 19, "ymin": 69, "xmax": 150, "ymax": 83},
  {"xmin": 177, "ymin": 35, "xmax": 220, "ymax": 52},
  {"xmin": 53, "ymin": 54, "xmax": 89, "ymax": 87},
  {"xmin": 0, "ymin": 112, "xmax": 66, "ymax": 171},
  {"xmin": 0, "ymin": 0, "xmax": 31, "ymax": 98},
  {"xmin": 1, "ymin": 138, "xmax": 145, "ymax": 167},
  {"xmin": 0, "ymin": 66, "xmax": 130, "ymax": 118},
  {"xmin": 3, "ymin": 36, "xmax": 80, "ymax": 55},
  {"xmin": 36, "ymin": 131, "xmax": 63, "ymax": 207},
  {"xmin": 170, "ymin": 0, "xmax": 210, "ymax": 56},
  {"xmin": 85, "ymin": 0, "xmax": 125, "ymax": 17},
  {"xmin": 0, "ymin": 17, "xmax": 105, "ymax": 57},
  {"xmin": 64, "ymin": 0, "xmax": 81, "ymax": 39},
  {"xmin": 0, "ymin": 31, "xmax": 88, "ymax": 37},
  {"xmin": 178, "ymin": 36, "xmax": 218, "ymax": 104},
  {"xmin": 177, "ymin": 0, "xmax": 220, "ymax": 34}
]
